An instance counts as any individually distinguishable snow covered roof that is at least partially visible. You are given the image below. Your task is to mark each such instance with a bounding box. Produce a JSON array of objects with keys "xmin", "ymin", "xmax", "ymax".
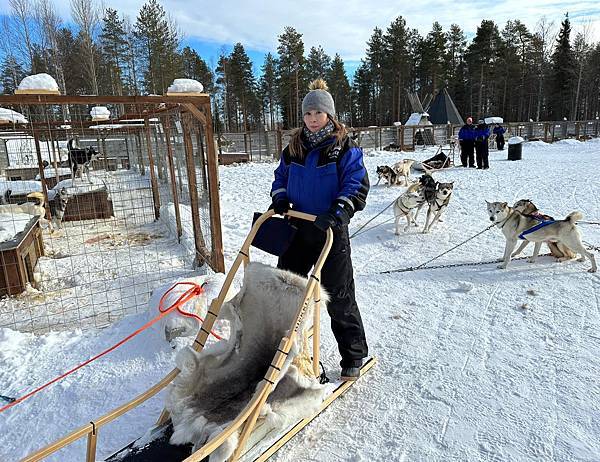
[
  {"xmin": 167, "ymin": 78, "xmax": 204, "ymax": 94},
  {"xmin": 405, "ymin": 112, "xmax": 432, "ymax": 126},
  {"xmin": 90, "ymin": 106, "xmax": 110, "ymax": 121},
  {"xmin": 485, "ymin": 116, "xmax": 504, "ymax": 124},
  {"xmin": 0, "ymin": 108, "xmax": 28, "ymax": 124},
  {"xmin": 89, "ymin": 124, "xmax": 124, "ymax": 130},
  {"xmin": 0, "ymin": 213, "xmax": 33, "ymax": 243},
  {"xmin": 17, "ymin": 73, "xmax": 59, "ymax": 93}
]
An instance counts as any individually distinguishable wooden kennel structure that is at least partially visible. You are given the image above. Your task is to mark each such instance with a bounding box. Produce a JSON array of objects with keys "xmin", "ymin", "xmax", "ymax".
[
  {"xmin": 62, "ymin": 187, "xmax": 114, "ymax": 221},
  {"xmin": 0, "ymin": 94, "xmax": 225, "ymax": 274},
  {"xmin": 0, "ymin": 216, "xmax": 44, "ymax": 297},
  {"xmin": 20, "ymin": 210, "xmax": 375, "ymax": 462}
]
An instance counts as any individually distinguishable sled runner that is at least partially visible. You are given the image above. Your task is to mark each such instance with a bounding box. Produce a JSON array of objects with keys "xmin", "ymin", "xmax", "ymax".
[{"xmin": 22, "ymin": 210, "xmax": 375, "ymax": 462}]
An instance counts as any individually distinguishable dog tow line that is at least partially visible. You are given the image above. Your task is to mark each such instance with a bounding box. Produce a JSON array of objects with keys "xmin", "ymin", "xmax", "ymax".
[
  {"xmin": 380, "ymin": 223, "xmax": 496, "ymax": 274},
  {"xmin": 349, "ymin": 198, "xmax": 397, "ymax": 239}
]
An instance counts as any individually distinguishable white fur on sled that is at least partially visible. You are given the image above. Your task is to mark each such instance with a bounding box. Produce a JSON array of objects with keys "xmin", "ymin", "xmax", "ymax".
[{"xmin": 165, "ymin": 262, "xmax": 328, "ymax": 461}]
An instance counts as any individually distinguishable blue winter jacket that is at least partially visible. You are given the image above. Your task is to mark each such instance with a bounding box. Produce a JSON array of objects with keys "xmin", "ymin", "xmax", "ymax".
[
  {"xmin": 475, "ymin": 125, "xmax": 490, "ymax": 141},
  {"xmin": 271, "ymin": 135, "xmax": 369, "ymax": 217},
  {"xmin": 493, "ymin": 126, "xmax": 506, "ymax": 135},
  {"xmin": 458, "ymin": 124, "xmax": 475, "ymax": 141}
]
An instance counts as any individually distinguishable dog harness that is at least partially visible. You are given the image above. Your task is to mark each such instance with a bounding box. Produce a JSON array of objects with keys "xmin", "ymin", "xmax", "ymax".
[{"xmin": 518, "ymin": 219, "xmax": 555, "ymax": 240}]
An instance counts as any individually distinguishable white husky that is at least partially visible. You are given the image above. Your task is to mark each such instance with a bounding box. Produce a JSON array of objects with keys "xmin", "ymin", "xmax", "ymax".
[
  {"xmin": 394, "ymin": 189, "xmax": 427, "ymax": 234},
  {"xmin": 486, "ymin": 200, "xmax": 596, "ymax": 273}
]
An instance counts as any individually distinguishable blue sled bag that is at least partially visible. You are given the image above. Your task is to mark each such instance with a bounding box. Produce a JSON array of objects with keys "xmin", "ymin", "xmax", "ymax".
[{"xmin": 251, "ymin": 212, "xmax": 298, "ymax": 257}]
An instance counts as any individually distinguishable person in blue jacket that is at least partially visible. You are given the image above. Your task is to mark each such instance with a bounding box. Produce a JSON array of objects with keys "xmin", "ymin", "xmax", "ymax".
[
  {"xmin": 493, "ymin": 123, "xmax": 506, "ymax": 150},
  {"xmin": 270, "ymin": 78, "xmax": 369, "ymax": 381},
  {"xmin": 458, "ymin": 117, "xmax": 476, "ymax": 167},
  {"xmin": 475, "ymin": 120, "xmax": 491, "ymax": 169}
]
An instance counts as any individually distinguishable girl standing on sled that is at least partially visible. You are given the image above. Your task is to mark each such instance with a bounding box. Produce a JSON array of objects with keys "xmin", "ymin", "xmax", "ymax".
[{"xmin": 269, "ymin": 79, "xmax": 369, "ymax": 381}]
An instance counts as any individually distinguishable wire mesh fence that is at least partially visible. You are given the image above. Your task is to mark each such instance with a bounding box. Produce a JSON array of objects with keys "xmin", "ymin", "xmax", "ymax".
[{"xmin": 0, "ymin": 95, "xmax": 223, "ymax": 333}]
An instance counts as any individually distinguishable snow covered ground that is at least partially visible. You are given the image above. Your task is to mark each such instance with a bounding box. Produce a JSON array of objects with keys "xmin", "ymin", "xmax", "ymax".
[{"xmin": 1, "ymin": 139, "xmax": 600, "ymax": 461}]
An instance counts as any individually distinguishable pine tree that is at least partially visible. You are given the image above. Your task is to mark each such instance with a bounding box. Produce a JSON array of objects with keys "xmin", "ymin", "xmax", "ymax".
[
  {"xmin": 327, "ymin": 54, "xmax": 351, "ymax": 122},
  {"xmin": 419, "ymin": 22, "xmax": 448, "ymax": 96},
  {"xmin": 259, "ymin": 53, "xmax": 278, "ymax": 129},
  {"xmin": 0, "ymin": 55, "xmax": 26, "ymax": 94},
  {"xmin": 383, "ymin": 16, "xmax": 412, "ymax": 122},
  {"xmin": 228, "ymin": 43, "xmax": 259, "ymax": 131},
  {"xmin": 445, "ymin": 24, "xmax": 468, "ymax": 115},
  {"xmin": 366, "ymin": 27, "xmax": 386, "ymax": 124},
  {"xmin": 276, "ymin": 26, "xmax": 305, "ymax": 128},
  {"xmin": 351, "ymin": 60, "xmax": 373, "ymax": 126},
  {"xmin": 306, "ymin": 46, "xmax": 331, "ymax": 81},
  {"xmin": 99, "ymin": 8, "xmax": 127, "ymax": 96},
  {"xmin": 135, "ymin": 0, "xmax": 181, "ymax": 94},
  {"xmin": 465, "ymin": 20, "xmax": 502, "ymax": 117},
  {"xmin": 548, "ymin": 14, "xmax": 576, "ymax": 119},
  {"xmin": 181, "ymin": 46, "xmax": 214, "ymax": 93}
]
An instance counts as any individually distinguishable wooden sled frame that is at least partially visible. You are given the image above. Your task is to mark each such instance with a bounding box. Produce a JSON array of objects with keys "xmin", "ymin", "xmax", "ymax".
[{"xmin": 22, "ymin": 209, "xmax": 333, "ymax": 462}]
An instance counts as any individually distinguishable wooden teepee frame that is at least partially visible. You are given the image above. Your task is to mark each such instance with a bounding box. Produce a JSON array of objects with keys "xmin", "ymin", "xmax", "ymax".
[{"xmin": 21, "ymin": 209, "xmax": 334, "ymax": 462}]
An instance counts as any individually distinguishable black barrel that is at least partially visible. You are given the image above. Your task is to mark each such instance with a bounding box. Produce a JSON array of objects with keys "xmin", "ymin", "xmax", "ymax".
[{"xmin": 507, "ymin": 142, "xmax": 522, "ymax": 161}]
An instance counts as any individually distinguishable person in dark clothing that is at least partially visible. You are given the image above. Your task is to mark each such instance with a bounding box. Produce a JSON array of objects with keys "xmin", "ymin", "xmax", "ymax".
[
  {"xmin": 493, "ymin": 124, "xmax": 506, "ymax": 150},
  {"xmin": 458, "ymin": 117, "xmax": 476, "ymax": 167},
  {"xmin": 270, "ymin": 78, "xmax": 369, "ymax": 381},
  {"xmin": 475, "ymin": 120, "xmax": 491, "ymax": 169}
]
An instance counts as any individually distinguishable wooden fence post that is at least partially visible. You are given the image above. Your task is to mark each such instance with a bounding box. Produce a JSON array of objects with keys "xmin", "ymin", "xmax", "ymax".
[
  {"xmin": 144, "ymin": 118, "xmax": 161, "ymax": 220},
  {"xmin": 161, "ymin": 117, "xmax": 183, "ymax": 242}
]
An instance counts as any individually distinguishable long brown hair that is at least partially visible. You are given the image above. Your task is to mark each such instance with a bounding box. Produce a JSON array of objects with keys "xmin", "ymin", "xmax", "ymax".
[{"xmin": 288, "ymin": 116, "xmax": 348, "ymax": 159}]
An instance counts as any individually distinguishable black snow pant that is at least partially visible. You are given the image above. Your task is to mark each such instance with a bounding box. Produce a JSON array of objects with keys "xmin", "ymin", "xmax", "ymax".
[
  {"xmin": 278, "ymin": 221, "xmax": 368, "ymax": 368},
  {"xmin": 496, "ymin": 134, "xmax": 505, "ymax": 150},
  {"xmin": 460, "ymin": 140, "xmax": 475, "ymax": 167},
  {"xmin": 475, "ymin": 141, "xmax": 489, "ymax": 169}
]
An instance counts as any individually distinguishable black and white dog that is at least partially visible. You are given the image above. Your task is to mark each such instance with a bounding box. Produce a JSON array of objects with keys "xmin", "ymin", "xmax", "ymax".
[
  {"xmin": 65, "ymin": 139, "xmax": 98, "ymax": 183},
  {"xmin": 48, "ymin": 187, "xmax": 69, "ymax": 229}
]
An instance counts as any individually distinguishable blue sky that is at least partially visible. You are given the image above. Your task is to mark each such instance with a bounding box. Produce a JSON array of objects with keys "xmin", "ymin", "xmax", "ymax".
[{"xmin": 1, "ymin": 0, "xmax": 598, "ymax": 80}]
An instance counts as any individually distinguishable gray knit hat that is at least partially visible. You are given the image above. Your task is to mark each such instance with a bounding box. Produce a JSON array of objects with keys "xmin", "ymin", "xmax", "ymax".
[{"xmin": 302, "ymin": 79, "xmax": 335, "ymax": 117}]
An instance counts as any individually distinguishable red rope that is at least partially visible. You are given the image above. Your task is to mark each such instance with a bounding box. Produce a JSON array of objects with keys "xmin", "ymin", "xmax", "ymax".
[{"xmin": 0, "ymin": 281, "xmax": 221, "ymax": 413}]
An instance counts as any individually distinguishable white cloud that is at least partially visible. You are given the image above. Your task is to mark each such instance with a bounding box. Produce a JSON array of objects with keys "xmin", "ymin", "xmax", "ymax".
[{"xmin": 0, "ymin": 0, "xmax": 598, "ymax": 59}]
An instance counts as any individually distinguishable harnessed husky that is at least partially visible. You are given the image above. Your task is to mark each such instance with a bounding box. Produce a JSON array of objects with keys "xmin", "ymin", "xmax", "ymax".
[{"xmin": 486, "ymin": 200, "xmax": 597, "ymax": 273}]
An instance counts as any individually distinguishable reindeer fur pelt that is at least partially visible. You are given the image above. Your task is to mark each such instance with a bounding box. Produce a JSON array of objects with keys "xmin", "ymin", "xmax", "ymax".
[{"xmin": 165, "ymin": 262, "xmax": 328, "ymax": 461}]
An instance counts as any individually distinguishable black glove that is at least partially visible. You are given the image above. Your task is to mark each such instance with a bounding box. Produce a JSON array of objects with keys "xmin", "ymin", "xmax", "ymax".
[
  {"xmin": 314, "ymin": 202, "xmax": 352, "ymax": 232},
  {"xmin": 270, "ymin": 196, "xmax": 290, "ymax": 215}
]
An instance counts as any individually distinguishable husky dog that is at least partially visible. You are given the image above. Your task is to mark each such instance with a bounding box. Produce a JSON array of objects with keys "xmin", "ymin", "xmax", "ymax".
[
  {"xmin": 512, "ymin": 199, "xmax": 576, "ymax": 260},
  {"xmin": 383, "ymin": 142, "xmax": 403, "ymax": 152},
  {"xmin": 48, "ymin": 187, "xmax": 69, "ymax": 229},
  {"xmin": 409, "ymin": 174, "xmax": 438, "ymax": 221},
  {"xmin": 486, "ymin": 201, "xmax": 596, "ymax": 273},
  {"xmin": 392, "ymin": 159, "xmax": 415, "ymax": 186},
  {"xmin": 422, "ymin": 181, "xmax": 454, "ymax": 233},
  {"xmin": 376, "ymin": 165, "xmax": 398, "ymax": 186},
  {"xmin": 65, "ymin": 139, "xmax": 98, "ymax": 183},
  {"xmin": 394, "ymin": 189, "xmax": 427, "ymax": 234}
]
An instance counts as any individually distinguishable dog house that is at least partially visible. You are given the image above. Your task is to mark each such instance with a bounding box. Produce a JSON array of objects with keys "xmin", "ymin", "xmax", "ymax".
[
  {"xmin": 0, "ymin": 216, "xmax": 44, "ymax": 296},
  {"xmin": 52, "ymin": 179, "xmax": 114, "ymax": 221},
  {"xmin": 4, "ymin": 166, "xmax": 40, "ymax": 181}
]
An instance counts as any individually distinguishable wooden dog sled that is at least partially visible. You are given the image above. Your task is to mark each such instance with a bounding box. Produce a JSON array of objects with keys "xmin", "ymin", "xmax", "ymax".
[{"xmin": 21, "ymin": 210, "xmax": 375, "ymax": 462}]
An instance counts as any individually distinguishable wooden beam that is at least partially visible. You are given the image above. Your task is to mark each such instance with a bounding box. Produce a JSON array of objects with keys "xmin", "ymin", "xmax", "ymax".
[
  {"xmin": 182, "ymin": 102, "xmax": 207, "ymax": 125},
  {"xmin": 0, "ymin": 94, "xmax": 209, "ymax": 105}
]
